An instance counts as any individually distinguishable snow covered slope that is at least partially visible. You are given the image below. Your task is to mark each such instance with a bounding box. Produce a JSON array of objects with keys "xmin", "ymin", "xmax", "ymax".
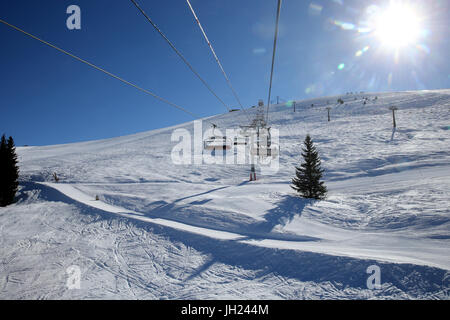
[{"xmin": 1, "ymin": 89, "xmax": 449, "ymax": 299}]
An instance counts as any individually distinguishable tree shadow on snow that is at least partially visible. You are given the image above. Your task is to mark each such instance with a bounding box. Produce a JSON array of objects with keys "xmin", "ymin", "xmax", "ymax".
[
  {"xmin": 250, "ymin": 195, "xmax": 313, "ymax": 234},
  {"xmin": 25, "ymin": 181, "xmax": 449, "ymax": 297},
  {"xmin": 17, "ymin": 181, "xmax": 80, "ymax": 206}
]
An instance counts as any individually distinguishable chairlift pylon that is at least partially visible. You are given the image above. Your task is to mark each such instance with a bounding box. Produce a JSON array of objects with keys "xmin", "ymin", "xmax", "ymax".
[{"xmin": 249, "ymin": 126, "xmax": 279, "ymax": 159}]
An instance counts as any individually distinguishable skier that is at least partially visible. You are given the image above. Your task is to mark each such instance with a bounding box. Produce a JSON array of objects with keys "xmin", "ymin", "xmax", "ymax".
[{"xmin": 250, "ymin": 164, "xmax": 256, "ymax": 181}]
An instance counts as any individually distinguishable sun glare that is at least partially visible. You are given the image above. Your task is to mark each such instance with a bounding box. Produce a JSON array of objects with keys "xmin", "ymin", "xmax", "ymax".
[{"xmin": 375, "ymin": 3, "xmax": 421, "ymax": 48}]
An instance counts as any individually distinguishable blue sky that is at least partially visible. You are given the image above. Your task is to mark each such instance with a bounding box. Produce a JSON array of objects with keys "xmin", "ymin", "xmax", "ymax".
[{"xmin": 1, "ymin": 0, "xmax": 449, "ymax": 146}]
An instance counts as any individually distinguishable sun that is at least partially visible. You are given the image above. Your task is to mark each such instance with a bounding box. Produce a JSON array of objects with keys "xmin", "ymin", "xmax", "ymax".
[{"xmin": 374, "ymin": 3, "xmax": 422, "ymax": 48}]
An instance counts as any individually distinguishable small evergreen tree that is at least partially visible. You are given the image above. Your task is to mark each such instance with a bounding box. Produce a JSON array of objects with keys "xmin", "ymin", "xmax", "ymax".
[
  {"xmin": 0, "ymin": 135, "xmax": 19, "ymax": 206},
  {"xmin": 291, "ymin": 135, "xmax": 327, "ymax": 200},
  {"xmin": 0, "ymin": 135, "xmax": 6, "ymax": 205}
]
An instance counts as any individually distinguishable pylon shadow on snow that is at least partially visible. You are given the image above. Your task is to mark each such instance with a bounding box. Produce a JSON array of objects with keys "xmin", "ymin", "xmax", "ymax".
[
  {"xmin": 139, "ymin": 187, "xmax": 318, "ymax": 242},
  {"xmin": 390, "ymin": 127, "xmax": 397, "ymax": 141},
  {"xmin": 20, "ymin": 181, "xmax": 449, "ymax": 295}
]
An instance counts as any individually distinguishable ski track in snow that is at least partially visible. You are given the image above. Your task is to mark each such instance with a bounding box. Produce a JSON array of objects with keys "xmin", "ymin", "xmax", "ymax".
[
  {"xmin": 1, "ymin": 90, "xmax": 449, "ymax": 299},
  {"xmin": 39, "ymin": 180, "xmax": 450, "ymax": 271}
]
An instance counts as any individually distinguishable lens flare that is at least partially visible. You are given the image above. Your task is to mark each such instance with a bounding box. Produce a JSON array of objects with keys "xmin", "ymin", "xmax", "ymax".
[
  {"xmin": 357, "ymin": 27, "xmax": 371, "ymax": 34},
  {"xmin": 332, "ymin": 0, "xmax": 344, "ymax": 5},
  {"xmin": 309, "ymin": 3, "xmax": 323, "ymax": 16},
  {"xmin": 305, "ymin": 84, "xmax": 316, "ymax": 94},
  {"xmin": 415, "ymin": 43, "xmax": 430, "ymax": 54},
  {"xmin": 387, "ymin": 73, "xmax": 393, "ymax": 86},
  {"xmin": 252, "ymin": 48, "xmax": 266, "ymax": 55},
  {"xmin": 332, "ymin": 19, "xmax": 355, "ymax": 30},
  {"xmin": 355, "ymin": 46, "xmax": 370, "ymax": 57}
]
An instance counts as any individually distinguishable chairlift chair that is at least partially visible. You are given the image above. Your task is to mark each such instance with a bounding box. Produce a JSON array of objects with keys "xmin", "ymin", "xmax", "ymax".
[
  {"xmin": 203, "ymin": 135, "xmax": 232, "ymax": 150},
  {"xmin": 249, "ymin": 127, "xmax": 279, "ymax": 159},
  {"xmin": 203, "ymin": 124, "xmax": 232, "ymax": 150},
  {"xmin": 233, "ymin": 136, "xmax": 248, "ymax": 146},
  {"xmin": 250, "ymin": 143, "xmax": 279, "ymax": 158},
  {"xmin": 233, "ymin": 130, "xmax": 249, "ymax": 146}
]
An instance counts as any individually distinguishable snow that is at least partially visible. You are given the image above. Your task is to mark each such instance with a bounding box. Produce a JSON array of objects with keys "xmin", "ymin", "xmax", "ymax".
[{"xmin": 1, "ymin": 89, "xmax": 449, "ymax": 299}]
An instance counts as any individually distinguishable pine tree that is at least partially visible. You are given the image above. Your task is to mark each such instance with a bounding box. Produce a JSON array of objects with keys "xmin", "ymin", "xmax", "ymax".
[
  {"xmin": 0, "ymin": 134, "xmax": 20, "ymax": 206},
  {"xmin": 6, "ymin": 136, "xmax": 19, "ymax": 204},
  {"xmin": 0, "ymin": 135, "xmax": 7, "ymax": 206},
  {"xmin": 291, "ymin": 134, "xmax": 327, "ymax": 200}
]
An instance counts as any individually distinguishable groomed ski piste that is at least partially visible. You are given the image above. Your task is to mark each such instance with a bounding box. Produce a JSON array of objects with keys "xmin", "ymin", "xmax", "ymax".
[{"xmin": 1, "ymin": 89, "xmax": 449, "ymax": 299}]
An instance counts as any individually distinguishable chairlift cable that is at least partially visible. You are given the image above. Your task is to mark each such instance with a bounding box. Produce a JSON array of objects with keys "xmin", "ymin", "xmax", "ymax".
[
  {"xmin": 185, "ymin": 0, "xmax": 253, "ymax": 124},
  {"xmin": 129, "ymin": 0, "xmax": 231, "ymax": 113},
  {"xmin": 0, "ymin": 18, "xmax": 200, "ymax": 119},
  {"xmin": 266, "ymin": 0, "xmax": 282, "ymax": 125}
]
